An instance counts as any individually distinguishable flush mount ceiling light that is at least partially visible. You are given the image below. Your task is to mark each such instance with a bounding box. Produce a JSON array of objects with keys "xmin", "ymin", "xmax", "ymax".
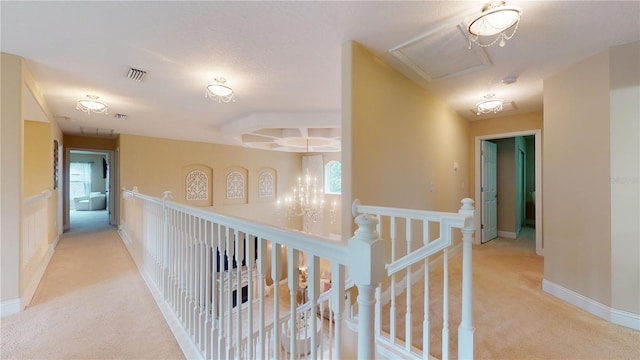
[
  {"xmin": 476, "ymin": 93, "xmax": 504, "ymax": 115},
  {"xmin": 467, "ymin": 0, "xmax": 522, "ymax": 48},
  {"xmin": 76, "ymin": 95, "xmax": 108, "ymax": 114},
  {"xmin": 205, "ymin": 77, "xmax": 235, "ymax": 103}
]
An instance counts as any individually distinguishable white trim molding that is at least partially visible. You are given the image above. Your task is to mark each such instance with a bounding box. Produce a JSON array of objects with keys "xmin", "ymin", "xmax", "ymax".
[
  {"xmin": 497, "ymin": 231, "xmax": 516, "ymax": 239},
  {"xmin": 2, "ymin": 241, "xmax": 59, "ymax": 317},
  {"xmin": 543, "ymin": 279, "xmax": 640, "ymax": 331},
  {"xmin": 21, "ymin": 243, "xmax": 57, "ymax": 311},
  {"xmin": 0, "ymin": 299, "xmax": 22, "ymax": 317}
]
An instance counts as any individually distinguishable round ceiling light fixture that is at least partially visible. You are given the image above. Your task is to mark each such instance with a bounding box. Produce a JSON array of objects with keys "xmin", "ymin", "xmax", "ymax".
[
  {"xmin": 205, "ymin": 77, "xmax": 235, "ymax": 103},
  {"xmin": 467, "ymin": 0, "xmax": 522, "ymax": 48},
  {"xmin": 76, "ymin": 95, "xmax": 108, "ymax": 114},
  {"xmin": 476, "ymin": 93, "xmax": 504, "ymax": 115}
]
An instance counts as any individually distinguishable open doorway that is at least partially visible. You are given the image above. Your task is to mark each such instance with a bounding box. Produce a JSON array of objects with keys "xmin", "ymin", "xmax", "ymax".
[
  {"xmin": 67, "ymin": 149, "xmax": 116, "ymax": 233},
  {"xmin": 475, "ymin": 130, "xmax": 542, "ymax": 256}
]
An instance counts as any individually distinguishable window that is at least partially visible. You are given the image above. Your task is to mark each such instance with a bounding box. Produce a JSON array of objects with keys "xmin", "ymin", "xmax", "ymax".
[
  {"xmin": 324, "ymin": 161, "xmax": 342, "ymax": 195},
  {"xmin": 70, "ymin": 162, "xmax": 92, "ymax": 200}
]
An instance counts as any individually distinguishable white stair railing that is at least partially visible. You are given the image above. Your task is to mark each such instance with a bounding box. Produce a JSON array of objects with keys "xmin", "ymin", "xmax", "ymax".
[
  {"xmin": 351, "ymin": 198, "xmax": 475, "ymax": 360},
  {"xmin": 120, "ymin": 187, "xmax": 358, "ymax": 360},
  {"xmin": 119, "ymin": 187, "xmax": 473, "ymax": 360}
]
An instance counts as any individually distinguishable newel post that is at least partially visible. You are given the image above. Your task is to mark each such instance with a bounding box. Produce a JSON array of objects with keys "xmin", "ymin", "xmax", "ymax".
[
  {"xmin": 458, "ymin": 198, "xmax": 475, "ymax": 360},
  {"xmin": 348, "ymin": 213, "xmax": 386, "ymax": 359},
  {"xmin": 162, "ymin": 191, "xmax": 172, "ymax": 298}
]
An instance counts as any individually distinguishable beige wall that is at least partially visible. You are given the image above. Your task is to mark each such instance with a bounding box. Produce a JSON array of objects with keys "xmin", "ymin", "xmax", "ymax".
[
  {"xmin": 119, "ymin": 134, "xmax": 302, "ymax": 228},
  {"xmin": 23, "ymin": 121, "xmax": 52, "ymax": 198},
  {"xmin": 544, "ymin": 49, "xmax": 612, "ymax": 307},
  {"xmin": 609, "ymin": 41, "xmax": 640, "ymax": 314},
  {"xmin": 1, "ymin": 53, "xmax": 23, "ymax": 302},
  {"xmin": 343, "ymin": 41, "xmax": 470, "ymax": 248},
  {"xmin": 1, "ymin": 53, "xmax": 62, "ymax": 304}
]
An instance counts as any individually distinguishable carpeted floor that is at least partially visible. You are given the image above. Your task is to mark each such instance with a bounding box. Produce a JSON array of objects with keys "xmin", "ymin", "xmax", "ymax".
[
  {"xmin": 381, "ymin": 230, "xmax": 640, "ymax": 359},
  {"xmin": 0, "ymin": 227, "xmax": 185, "ymax": 360}
]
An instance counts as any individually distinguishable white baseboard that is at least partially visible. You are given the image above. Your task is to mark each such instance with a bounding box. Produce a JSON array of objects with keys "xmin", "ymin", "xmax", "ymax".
[
  {"xmin": 0, "ymin": 299, "xmax": 22, "ymax": 317},
  {"xmin": 610, "ymin": 308, "xmax": 640, "ymax": 330},
  {"xmin": 542, "ymin": 279, "xmax": 640, "ymax": 331},
  {"xmin": 21, "ymin": 243, "xmax": 57, "ymax": 310},
  {"xmin": 2, "ymin": 237, "xmax": 59, "ymax": 318},
  {"xmin": 379, "ymin": 243, "xmax": 462, "ymax": 305},
  {"xmin": 497, "ymin": 231, "xmax": 516, "ymax": 239},
  {"xmin": 117, "ymin": 229, "xmax": 202, "ymax": 360}
]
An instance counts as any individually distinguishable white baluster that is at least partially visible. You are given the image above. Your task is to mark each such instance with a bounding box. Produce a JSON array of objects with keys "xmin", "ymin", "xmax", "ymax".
[
  {"xmin": 217, "ymin": 225, "xmax": 226, "ymax": 360},
  {"xmin": 198, "ymin": 218, "xmax": 205, "ymax": 350},
  {"xmin": 406, "ymin": 218, "xmax": 412, "ymax": 351},
  {"xmin": 423, "ymin": 220, "xmax": 430, "ymax": 359},
  {"xmin": 287, "ymin": 248, "xmax": 299, "ymax": 360},
  {"xmin": 225, "ymin": 227, "xmax": 233, "ymax": 358},
  {"xmin": 308, "ymin": 255, "xmax": 319, "ymax": 360},
  {"xmin": 204, "ymin": 220, "xmax": 212, "ymax": 359},
  {"xmin": 442, "ymin": 246, "xmax": 449, "ymax": 360},
  {"xmin": 271, "ymin": 243, "xmax": 283, "ymax": 360},
  {"xmin": 188, "ymin": 214, "xmax": 194, "ymax": 335},
  {"xmin": 258, "ymin": 238, "xmax": 267, "ymax": 359},
  {"xmin": 331, "ymin": 264, "xmax": 345, "ymax": 360},
  {"xmin": 235, "ymin": 230, "xmax": 244, "ymax": 357},
  {"xmin": 390, "ymin": 216, "xmax": 397, "ymax": 343},
  {"xmin": 247, "ymin": 235, "xmax": 256, "ymax": 359}
]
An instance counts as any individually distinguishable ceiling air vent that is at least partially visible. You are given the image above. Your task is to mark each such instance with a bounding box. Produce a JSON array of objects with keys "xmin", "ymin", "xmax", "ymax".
[
  {"xmin": 114, "ymin": 113, "xmax": 128, "ymax": 120},
  {"xmin": 126, "ymin": 67, "xmax": 147, "ymax": 82}
]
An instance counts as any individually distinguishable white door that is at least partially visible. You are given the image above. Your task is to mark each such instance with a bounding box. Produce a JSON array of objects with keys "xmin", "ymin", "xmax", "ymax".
[{"xmin": 482, "ymin": 140, "xmax": 498, "ymax": 243}]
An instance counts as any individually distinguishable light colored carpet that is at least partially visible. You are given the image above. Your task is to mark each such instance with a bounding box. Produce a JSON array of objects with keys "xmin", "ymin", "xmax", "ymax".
[
  {"xmin": 381, "ymin": 231, "xmax": 640, "ymax": 359},
  {"xmin": 0, "ymin": 228, "xmax": 185, "ymax": 360},
  {"xmin": 69, "ymin": 210, "xmax": 113, "ymax": 234}
]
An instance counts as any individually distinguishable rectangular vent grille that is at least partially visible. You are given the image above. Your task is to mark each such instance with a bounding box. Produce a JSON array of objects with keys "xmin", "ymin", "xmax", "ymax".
[
  {"xmin": 80, "ymin": 127, "xmax": 116, "ymax": 138},
  {"xmin": 114, "ymin": 113, "xmax": 128, "ymax": 120},
  {"xmin": 126, "ymin": 67, "xmax": 147, "ymax": 82}
]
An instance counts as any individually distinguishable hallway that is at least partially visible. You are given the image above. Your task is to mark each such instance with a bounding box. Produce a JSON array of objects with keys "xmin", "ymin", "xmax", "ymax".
[{"xmin": 0, "ymin": 228, "xmax": 184, "ymax": 359}]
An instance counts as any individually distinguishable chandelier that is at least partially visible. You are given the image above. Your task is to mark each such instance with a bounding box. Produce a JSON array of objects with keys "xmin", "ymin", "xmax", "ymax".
[
  {"xmin": 476, "ymin": 93, "xmax": 504, "ymax": 115},
  {"xmin": 467, "ymin": 0, "xmax": 522, "ymax": 48},
  {"xmin": 205, "ymin": 77, "xmax": 235, "ymax": 103},
  {"xmin": 278, "ymin": 168, "xmax": 332, "ymax": 225},
  {"xmin": 76, "ymin": 95, "xmax": 108, "ymax": 114}
]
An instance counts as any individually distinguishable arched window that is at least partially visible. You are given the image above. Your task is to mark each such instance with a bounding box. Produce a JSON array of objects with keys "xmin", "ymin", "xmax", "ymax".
[{"xmin": 324, "ymin": 161, "xmax": 342, "ymax": 195}]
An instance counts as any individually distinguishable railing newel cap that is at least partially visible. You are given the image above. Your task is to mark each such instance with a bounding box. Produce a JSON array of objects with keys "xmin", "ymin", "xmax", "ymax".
[
  {"xmin": 460, "ymin": 198, "xmax": 475, "ymax": 211},
  {"xmin": 352, "ymin": 199, "xmax": 361, "ymax": 218}
]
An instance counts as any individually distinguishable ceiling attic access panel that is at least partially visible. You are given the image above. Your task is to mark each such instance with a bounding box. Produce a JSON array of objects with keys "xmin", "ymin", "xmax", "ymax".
[{"xmin": 390, "ymin": 23, "xmax": 492, "ymax": 82}]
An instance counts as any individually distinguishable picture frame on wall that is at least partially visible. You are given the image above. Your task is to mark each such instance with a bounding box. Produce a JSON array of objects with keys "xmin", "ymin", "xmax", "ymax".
[{"xmin": 53, "ymin": 139, "xmax": 59, "ymax": 189}]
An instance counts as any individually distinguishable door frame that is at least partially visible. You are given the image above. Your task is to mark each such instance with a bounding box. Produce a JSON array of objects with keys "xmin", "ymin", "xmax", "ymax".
[
  {"xmin": 474, "ymin": 129, "xmax": 543, "ymax": 256},
  {"xmin": 64, "ymin": 147, "xmax": 118, "ymax": 231}
]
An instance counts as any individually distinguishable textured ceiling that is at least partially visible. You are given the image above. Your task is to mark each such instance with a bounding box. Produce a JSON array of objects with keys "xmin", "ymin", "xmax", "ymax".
[{"xmin": 2, "ymin": 1, "xmax": 639, "ymax": 150}]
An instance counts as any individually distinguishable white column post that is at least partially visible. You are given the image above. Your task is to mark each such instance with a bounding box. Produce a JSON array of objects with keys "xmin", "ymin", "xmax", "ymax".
[
  {"xmin": 348, "ymin": 213, "xmax": 386, "ymax": 359},
  {"xmin": 458, "ymin": 198, "xmax": 475, "ymax": 360}
]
